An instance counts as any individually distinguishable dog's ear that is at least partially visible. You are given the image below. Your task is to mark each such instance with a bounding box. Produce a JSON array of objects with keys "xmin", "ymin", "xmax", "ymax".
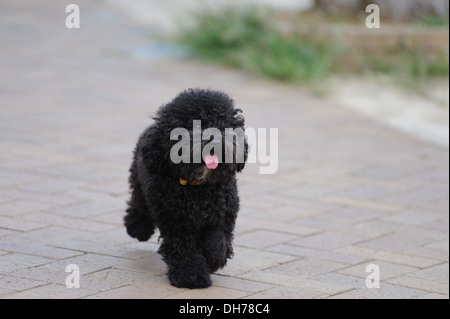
[
  {"xmin": 233, "ymin": 109, "xmax": 247, "ymax": 173},
  {"xmin": 236, "ymin": 136, "xmax": 248, "ymax": 173},
  {"xmin": 140, "ymin": 127, "xmax": 165, "ymax": 174}
]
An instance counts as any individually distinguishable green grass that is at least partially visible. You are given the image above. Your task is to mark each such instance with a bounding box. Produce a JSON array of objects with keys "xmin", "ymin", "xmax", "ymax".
[
  {"xmin": 177, "ymin": 6, "xmax": 342, "ymax": 84},
  {"xmin": 175, "ymin": 5, "xmax": 448, "ymax": 90},
  {"xmin": 416, "ymin": 14, "xmax": 449, "ymax": 27},
  {"xmin": 363, "ymin": 49, "xmax": 449, "ymax": 91}
]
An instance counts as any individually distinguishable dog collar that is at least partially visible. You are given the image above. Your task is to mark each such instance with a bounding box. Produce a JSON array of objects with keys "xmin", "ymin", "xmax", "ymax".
[{"xmin": 179, "ymin": 178, "xmax": 203, "ymax": 186}]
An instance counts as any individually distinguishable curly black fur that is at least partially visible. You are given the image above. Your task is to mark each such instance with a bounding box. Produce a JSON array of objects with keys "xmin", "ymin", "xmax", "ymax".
[{"xmin": 124, "ymin": 89, "xmax": 247, "ymax": 288}]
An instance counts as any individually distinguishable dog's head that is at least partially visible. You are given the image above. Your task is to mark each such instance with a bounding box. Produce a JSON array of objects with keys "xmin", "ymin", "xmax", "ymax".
[{"xmin": 141, "ymin": 89, "xmax": 248, "ymax": 184}]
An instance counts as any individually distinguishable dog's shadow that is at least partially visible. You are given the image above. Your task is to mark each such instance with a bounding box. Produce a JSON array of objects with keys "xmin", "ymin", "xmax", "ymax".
[{"xmin": 122, "ymin": 238, "xmax": 167, "ymax": 276}]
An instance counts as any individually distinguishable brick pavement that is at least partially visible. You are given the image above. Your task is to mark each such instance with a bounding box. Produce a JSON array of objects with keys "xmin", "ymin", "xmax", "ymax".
[{"xmin": 0, "ymin": 0, "xmax": 448, "ymax": 299}]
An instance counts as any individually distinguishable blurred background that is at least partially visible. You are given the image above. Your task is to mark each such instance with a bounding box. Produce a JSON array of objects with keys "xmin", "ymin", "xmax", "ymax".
[
  {"xmin": 0, "ymin": 0, "xmax": 448, "ymax": 299},
  {"xmin": 106, "ymin": 0, "xmax": 449, "ymax": 148}
]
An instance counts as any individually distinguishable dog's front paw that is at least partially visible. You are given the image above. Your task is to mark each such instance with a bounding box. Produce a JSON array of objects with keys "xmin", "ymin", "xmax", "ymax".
[
  {"xmin": 125, "ymin": 223, "xmax": 152, "ymax": 242},
  {"xmin": 168, "ymin": 271, "xmax": 211, "ymax": 289},
  {"xmin": 124, "ymin": 214, "xmax": 154, "ymax": 242}
]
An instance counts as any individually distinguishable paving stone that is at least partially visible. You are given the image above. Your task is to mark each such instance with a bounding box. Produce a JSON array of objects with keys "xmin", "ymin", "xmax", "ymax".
[
  {"xmin": 0, "ymin": 228, "xmax": 20, "ymax": 238},
  {"xmin": 0, "ymin": 189, "xmax": 84, "ymax": 207},
  {"xmin": 236, "ymin": 216, "xmax": 320, "ymax": 237},
  {"xmin": 266, "ymin": 258, "xmax": 349, "ymax": 278},
  {"xmin": 0, "ymin": 253, "xmax": 55, "ymax": 274},
  {"xmin": 10, "ymin": 259, "xmax": 139, "ymax": 293},
  {"xmin": 10, "ymin": 264, "xmax": 74, "ymax": 286},
  {"xmin": 413, "ymin": 293, "xmax": 449, "ymax": 299},
  {"xmin": 79, "ymin": 227, "xmax": 139, "ymax": 246},
  {"xmin": 49, "ymin": 200, "xmax": 123, "ymax": 218},
  {"xmin": 238, "ymin": 270, "xmax": 352, "ymax": 295},
  {"xmin": 338, "ymin": 261, "xmax": 418, "ymax": 280},
  {"xmin": 42, "ymin": 254, "xmax": 126, "ymax": 275},
  {"xmin": 292, "ymin": 218, "xmax": 347, "ymax": 232},
  {"xmin": 0, "ymin": 288, "xmax": 16, "ymax": 298},
  {"xmin": 425, "ymin": 239, "xmax": 449, "ymax": 252},
  {"xmin": 407, "ymin": 263, "xmax": 449, "ymax": 283},
  {"xmin": 79, "ymin": 274, "xmax": 128, "ymax": 292},
  {"xmin": 351, "ymin": 165, "xmax": 418, "ymax": 180},
  {"xmin": 314, "ymin": 208, "xmax": 380, "ymax": 225},
  {"xmin": 23, "ymin": 212, "xmax": 118, "ymax": 232},
  {"xmin": 381, "ymin": 210, "xmax": 446, "ymax": 226},
  {"xmin": 313, "ymin": 273, "xmax": 367, "ymax": 289},
  {"xmin": 0, "ymin": 215, "xmax": 47, "ymax": 232},
  {"xmin": 3, "ymin": 284, "xmax": 97, "ymax": 299},
  {"xmin": 11, "ymin": 226, "xmax": 92, "ymax": 245},
  {"xmin": 334, "ymin": 184, "xmax": 404, "ymax": 200},
  {"xmin": 89, "ymin": 211, "xmax": 124, "ymax": 227},
  {"xmin": 290, "ymin": 232, "xmax": 366, "ymax": 250},
  {"xmin": 387, "ymin": 276, "xmax": 449, "ymax": 295},
  {"xmin": 234, "ymin": 230, "xmax": 298, "ymax": 249},
  {"xmin": 240, "ymin": 193, "xmax": 307, "ymax": 212},
  {"xmin": 18, "ymin": 179, "xmax": 87, "ymax": 195},
  {"xmin": 350, "ymin": 220, "xmax": 403, "ymax": 238},
  {"xmin": 0, "ymin": 0, "xmax": 448, "ymax": 299},
  {"xmin": 383, "ymin": 185, "xmax": 450, "ymax": 204},
  {"xmin": 335, "ymin": 246, "xmax": 442, "ymax": 268},
  {"xmin": 281, "ymin": 185, "xmax": 337, "ymax": 200},
  {"xmin": 209, "ymin": 274, "xmax": 275, "ymax": 293},
  {"xmin": 358, "ymin": 233, "xmax": 433, "ymax": 253},
  {"xmin": 0, "ymin": 200, "xmax": 55, "ymax": 217},
  {"xmin": 435, "ymin": 199, "xmax": 449, "ymax": 211},
  {"xmin": 81, "ymin": 179, "xmax": 129, "ymax": 197},
  {"xmin": 85, "ymin": 285, "xmax": 176, "ymax": 299},
  {"xmin": 406, "ymin": 246, "xmax": 449, "ymax": 262},
  {"xmin": 52, "ymin": 240, "xmax": 153, "ymax": 260},
  {"xmin": 424, "ymin": 219, "xmax": 450, "ymax": 232},
  {"xmin": 63, "ymin": 190, "xmax": 127, "ymax": 209},
  {"xmin": 329, "ymin": 283, "xmax": 427, "ymax": 299},
  {"xmin": 0, "ymin": 170, "xmax": 39, "ymax": 188},
  {"xmin": 31, "ymin": 163, "xmax": 113, "ymax": 183},
  {"xmin": 167, "ymin": 286, "xmax": 250, "ymax": 299},
  {"xmin": 0, "ymin": 239, "xmax": 84, "ymax": 260},
  {"xmin": 0, "ymin": 274, "xmax": 47, "ymax": 292},
  {"xmin": 88, "ymin": 268, "xmax": 183, "ymax": 293},
  {"xmin": 244, "ymin": 205, "xmax": 321, "ymax": 222},
  {"xmin": 217, "ymin": 247, "xmax": 297, "ymax": 276},
  {"xmin": 268, "ymin": 244, "xmax": 366, "ymax": 265},
  {"xmin": 318, "ymin": 196, "xmax": 404, "ymax": 213},
  {"xmin": 246, "ymin": 286, "xmax": 325, "ymax": 299}
]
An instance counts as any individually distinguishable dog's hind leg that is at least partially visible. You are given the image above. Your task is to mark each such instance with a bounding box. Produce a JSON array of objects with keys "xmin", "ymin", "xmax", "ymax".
[{"xmin": 124, "ymin": 162, "xmax": 155, "ymax": 242}]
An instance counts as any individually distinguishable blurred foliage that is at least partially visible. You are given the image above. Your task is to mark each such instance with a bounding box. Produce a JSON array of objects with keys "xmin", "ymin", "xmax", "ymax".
[
  {"xmin": 177, "ymin": 6, "xmax": 342, "ymax": 84},
  {"xmin": 363, "ymin": 50, "xmax": 449, "ymax": 91},
  {"xmin": 315, "ymin": 0, "xmax": 449, "ymax": 24},
  {"xmin": 176, "ymin": 5, "xmax": 449, "ymax": 90},
  {"xmin": 416, "ymin": 14, "xmax": 449, "ymax": 27}
]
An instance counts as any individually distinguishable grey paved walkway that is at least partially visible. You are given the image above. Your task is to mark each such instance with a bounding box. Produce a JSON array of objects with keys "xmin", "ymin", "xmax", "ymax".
[{"xmin": 0, "ymin": 0, "xmax": 448, "ymax": 299}]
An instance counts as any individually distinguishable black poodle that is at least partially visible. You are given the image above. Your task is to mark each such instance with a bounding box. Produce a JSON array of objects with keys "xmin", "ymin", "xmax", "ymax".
[{"xmin": 124, "ymin": 89, "xmax": 248, "ymax": 288}]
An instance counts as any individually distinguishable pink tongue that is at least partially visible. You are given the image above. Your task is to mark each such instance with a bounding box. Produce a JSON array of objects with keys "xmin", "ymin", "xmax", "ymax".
[{"xmin": 204, "ymin": 154, "xmax": 219, "ymax": 170}]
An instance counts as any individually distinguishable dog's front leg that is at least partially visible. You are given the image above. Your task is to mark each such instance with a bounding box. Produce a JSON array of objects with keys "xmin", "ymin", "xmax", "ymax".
[
  {"xmin": 158, "ymin": 236, "xmax": 211, "ymax": 289},
  {"xmin": 199, "ymin": 227, "xmax": 231, "ymax": 274}
]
